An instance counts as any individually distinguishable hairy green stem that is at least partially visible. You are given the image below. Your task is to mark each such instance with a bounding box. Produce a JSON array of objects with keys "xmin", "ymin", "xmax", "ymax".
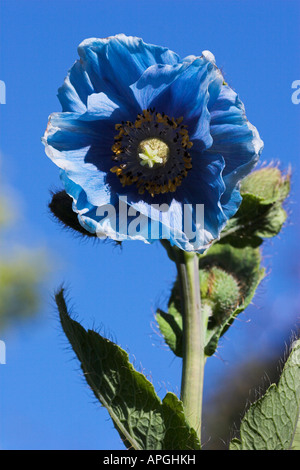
[{"xmin": 175, "ymin": 249, "xmax": 204, "ymax": 443}]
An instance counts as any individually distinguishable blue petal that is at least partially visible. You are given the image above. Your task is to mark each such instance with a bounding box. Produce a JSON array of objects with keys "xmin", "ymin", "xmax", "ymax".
[
  {"xmin": 130, "ymin": 62, "xmax": 187, "ymax": 111},
  {"xmin": 43, "ymin": 104, "xmax": 122, "ymax": 207},
  {"xmin": 46, "ymin": 92, "xmax": 124, "ymax": 147},
  {"xmin": 205, "ymin": 85, "xmax": 264, "ymax": 219},
  {"xmin": 177, "ymin": 148, "xmax": 227, "ymax": 240},
  {"xmin": 61, "ymin": 171, "xmax": 152, "ymax": 243},
  {"xmin": 207, "ymin": 85, "xmax": 263, "ymax": 173},
  {"xmin": 58, "ymin": 60, "xmax": 95, "ymax": 113},
  {"xmin": 60, "ymin": 171, "xmax": 116, "ymax": 237},
  {"xmin": 58, "ymin": 34, "xmax": 180, "ymax": 113},
  {"xmin": 131, "ymin": 57, "xmax": 223, "ymax": 152}
]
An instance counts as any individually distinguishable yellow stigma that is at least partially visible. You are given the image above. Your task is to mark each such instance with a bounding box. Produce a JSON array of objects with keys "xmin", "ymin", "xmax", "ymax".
[{"xmin": 137, "ymin": 138, "xmax": 170, "ymax": 168}]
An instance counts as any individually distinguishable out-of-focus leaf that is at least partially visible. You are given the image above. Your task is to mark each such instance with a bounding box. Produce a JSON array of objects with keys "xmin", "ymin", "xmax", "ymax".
[{"xmin": 0, "ymin": 251, "xmax": 46, "ymax": 328}]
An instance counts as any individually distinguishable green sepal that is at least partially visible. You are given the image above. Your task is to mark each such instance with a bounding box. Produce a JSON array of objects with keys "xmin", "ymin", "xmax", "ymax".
[
  {"xmin": 49, "ymin": 190, "xmax": 96, "ymax": 237},
  {"xmin": 230, "ymin": 338, "xmax": 300, "ymax": 450},
  {"xmin": 156, "ymin": 244, "xmax": 265, "ymax": 357},
  {"xmin": 200, "ymin": 244, "xmax": 265, "ymax": 356},
  {"xmin": 49, "ymin": 190, "xmax": 122, "ymax": 245},
  {"xmin": 219, "ymin": 167, "xmax": 290, "ymax": 248},
  {"xmin": 241, "ymin": 166, "xmax": 290, "ymax": 203},
  {"xmin": 56, "ymin": 289, "xmax": 201, "ymax": 450}
]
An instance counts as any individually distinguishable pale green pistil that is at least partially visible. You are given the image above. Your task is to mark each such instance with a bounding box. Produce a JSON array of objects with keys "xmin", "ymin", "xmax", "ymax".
[{"xmin": 138, "ymin": 138, "xmax": 169, "ymax": 168}]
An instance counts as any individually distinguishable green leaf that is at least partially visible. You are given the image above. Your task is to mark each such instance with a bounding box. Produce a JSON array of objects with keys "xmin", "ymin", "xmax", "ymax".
[
  {"xmin": 156, "ymin": 302, "xmax": 183, "ymax": 358},
  {"xmin": 230, "ymin": 339, "xmax": 300, "ymax": 450},
  {"xmin": 156, "ymin": 244, "xmax": 265, "ymax": 357},
  {"xmin": 219, "ymin": 167, "xmax": 290, "ymax": 248},
  {"xmin": 56, "ymin": 289, "xmax": 200, "ymax": 450},
  {"xmin": 161, "ymin": 392, "xmax": 200, "ymax": 450}
]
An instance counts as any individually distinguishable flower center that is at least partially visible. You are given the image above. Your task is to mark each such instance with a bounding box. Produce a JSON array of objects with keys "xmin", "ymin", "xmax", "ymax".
[
  {"xmin": 138, "ymin": 138, "xmax": 170, "ymax": 168},
  {"xmin": 110, "ymin": 109, "xmax": 193, "ymax": 197}
]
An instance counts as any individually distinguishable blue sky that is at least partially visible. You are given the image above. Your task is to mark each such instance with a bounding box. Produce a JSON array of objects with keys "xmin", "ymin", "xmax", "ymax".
[{"xmin": 0, "ymin": 0, "xmax": 299, "ymax": 450}]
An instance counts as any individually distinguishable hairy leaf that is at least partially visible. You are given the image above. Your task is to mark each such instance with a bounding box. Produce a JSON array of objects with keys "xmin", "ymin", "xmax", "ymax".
[
  {"xmin": 56, "ymin": 289, "xmax": 200, "ymax": 450},
  {"xmin": 230, "ymin": 339, "xmax": 300, "ymax": 450}
]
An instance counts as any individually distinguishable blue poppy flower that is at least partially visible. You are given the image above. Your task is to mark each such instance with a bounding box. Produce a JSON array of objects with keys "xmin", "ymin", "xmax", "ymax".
[{"xmin": 43, "ymin": 34, "xmax": 263, "ymax": 252}]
